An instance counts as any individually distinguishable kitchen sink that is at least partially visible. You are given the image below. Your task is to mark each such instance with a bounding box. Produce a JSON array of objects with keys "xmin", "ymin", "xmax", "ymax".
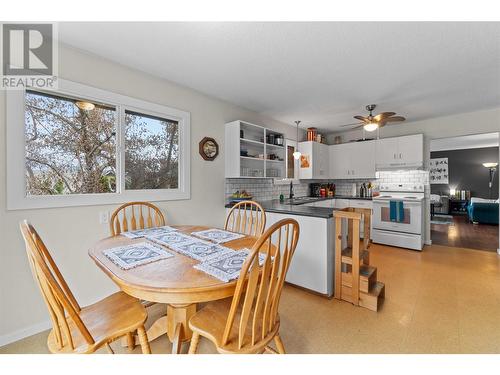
[{"xmin": 283, "ymin": 197, "xmax": 320, "ymax": 205}]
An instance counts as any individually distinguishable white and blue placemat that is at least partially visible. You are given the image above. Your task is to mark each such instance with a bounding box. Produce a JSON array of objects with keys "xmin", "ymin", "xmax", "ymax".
[
  {"xmin": 194, "ymin": 250, "xmax": 249, "ymax": 282},
  {"xmin": 194, "ymin": 249, "xmax": 268, "ymax": 282},
  {"xmin": 191, "ymin": 229, "xmax": 245, "ymax": 244},
  {"xmin": 103, "ymin": 242, "xmax": 174, "ymax": 270},
  {"xmin": 146, "ymin": 231, "xmax": 195, "ymax": 248},
  {"xmin": 169, "ymin": 240, "xmax": 233, "ymax": 262},
  {"xmin": 120, "ymin": 225, "xmax": 178, "ymax": 239}
]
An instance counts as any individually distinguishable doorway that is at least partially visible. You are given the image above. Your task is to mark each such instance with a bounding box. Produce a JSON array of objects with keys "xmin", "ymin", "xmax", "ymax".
[{"xmin": 429, "ymin": 133, "xmax": 499, "ymax": 251}]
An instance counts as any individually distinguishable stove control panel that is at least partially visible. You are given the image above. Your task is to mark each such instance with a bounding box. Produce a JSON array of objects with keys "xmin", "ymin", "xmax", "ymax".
[{"xmin": 379, "ymin": 183, "xmax": 425, "ymax": 193}]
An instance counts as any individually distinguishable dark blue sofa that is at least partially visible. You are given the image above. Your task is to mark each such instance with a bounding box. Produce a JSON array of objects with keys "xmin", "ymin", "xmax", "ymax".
[{"xmin": 467, "ymin": 200, "xmax": 499, "ymax": 224}]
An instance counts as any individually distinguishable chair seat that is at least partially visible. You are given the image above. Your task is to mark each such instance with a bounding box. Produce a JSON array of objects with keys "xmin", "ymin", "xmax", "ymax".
[
  {"xmin": 189, "ymin": 298, "xmax": 280, "ymax": 354},
  {"xmin": 48, "ymin": 292, "xmax": 147, "ymax": 353}
]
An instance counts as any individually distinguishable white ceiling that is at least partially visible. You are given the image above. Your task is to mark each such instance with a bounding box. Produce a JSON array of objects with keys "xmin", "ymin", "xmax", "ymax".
[
  {"xmin": 430, "ymin": 132, "xmax": 499, "ymax": 152},
  {"xmin": 58, "ymin": 22, "xmax": 500, "ymax": 132}
]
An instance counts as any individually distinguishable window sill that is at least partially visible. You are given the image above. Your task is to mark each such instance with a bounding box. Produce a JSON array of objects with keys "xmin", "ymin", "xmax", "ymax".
[{"xmin": 7, "ymin": 190, "xmax": 190, "ymax": 211}]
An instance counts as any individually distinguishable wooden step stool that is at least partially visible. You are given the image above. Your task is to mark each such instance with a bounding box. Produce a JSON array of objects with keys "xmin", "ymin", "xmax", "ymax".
[{"xmin": 334, "ymin": 208, "xmax": 385, "ymax": 312}]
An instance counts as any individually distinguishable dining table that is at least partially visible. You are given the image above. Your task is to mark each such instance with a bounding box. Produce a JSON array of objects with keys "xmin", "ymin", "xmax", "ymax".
[{"xmin": 88, "ymin": 225, "xmax": 259, "ymax": 354}]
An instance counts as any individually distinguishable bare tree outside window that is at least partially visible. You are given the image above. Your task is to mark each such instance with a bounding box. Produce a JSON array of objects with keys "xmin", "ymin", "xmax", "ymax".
[
  {"xmin": 25, "ymin": 91, "xmax": 116, "ymax": 196},
  {"xmin": 125, "ymin": 111, "xmax": 179, "ymax": 190}
]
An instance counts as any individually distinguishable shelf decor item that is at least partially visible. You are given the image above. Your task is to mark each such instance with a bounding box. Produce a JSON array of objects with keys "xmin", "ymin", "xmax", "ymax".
[{"xmin": 199, "ymin": 137, "xmax": 219, "ymax": 161}]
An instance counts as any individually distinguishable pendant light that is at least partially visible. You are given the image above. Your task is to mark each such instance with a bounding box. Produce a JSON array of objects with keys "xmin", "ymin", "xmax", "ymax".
[{"xmin": 293, "ymin": 120, "xmax": 302, "ymax": 160}]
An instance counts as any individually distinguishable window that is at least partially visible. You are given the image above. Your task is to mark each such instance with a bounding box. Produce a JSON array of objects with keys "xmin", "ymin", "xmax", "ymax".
[
  {"xmin": 125, "ymin": 110, "xmax": 179, "ymax": 190},
  {"xmin": 7, "ymin": 79, "xmax": 190, "ymax": 209},
  {"xmin": 25, "ymin": 91, "xmax": 117, "ymax": 196}
]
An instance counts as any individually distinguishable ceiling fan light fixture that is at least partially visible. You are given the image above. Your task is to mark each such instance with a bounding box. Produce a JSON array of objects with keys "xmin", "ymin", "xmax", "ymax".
[{"xmin": 363, "ymin": 122, "xmax": 379, "ymax": 132}]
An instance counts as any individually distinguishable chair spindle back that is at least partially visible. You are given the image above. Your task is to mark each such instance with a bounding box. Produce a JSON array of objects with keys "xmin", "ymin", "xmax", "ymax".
[
  {"xmin": 110, "ymin": 202, "xmax": 165, "ymax": 236},
  {"xmin": 222, "ymin": 218, "xmax": 299, "ymax": 350},
  {"xmin": 20, "ymin": 221, "xmax": 94, "ymax": 351},
  {"xmin": 224, "ymin": 201, "xmax": 266, "ymax": 237}
]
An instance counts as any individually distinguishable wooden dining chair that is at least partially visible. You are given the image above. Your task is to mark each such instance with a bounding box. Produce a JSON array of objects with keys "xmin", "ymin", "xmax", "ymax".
[
  {"xmin": 188, "ymin": 218, "xmax": 300, "ymax": 354},
  {"xmin": 110, "ymin": 201, "xmax": 165, "ymax": 236},
  {"xmin": 20, "ymin": 221, "xmax": 151, "ymax": 354},
  {"xmin": 224, "ymin": 201, "xmax": 266, "ymax": 237}
]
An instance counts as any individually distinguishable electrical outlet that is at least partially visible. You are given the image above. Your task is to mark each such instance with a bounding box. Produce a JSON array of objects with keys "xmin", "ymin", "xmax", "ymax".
[{"xmin": 99, "ymin": 211, "xmax": 109, "ymax": 224}]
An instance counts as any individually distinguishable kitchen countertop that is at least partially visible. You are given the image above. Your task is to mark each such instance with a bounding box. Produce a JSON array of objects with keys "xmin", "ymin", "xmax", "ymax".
[
  {"xmin": 312, "ymin": 195, "xmax": 373, "ymax": 201},
  {"xmin": 225, "ymin": 195, "xmax": 372, "ymax": 219},
  {"xmin": 225, "ymin": 199, "xmax": 337, "ymax": 218}
]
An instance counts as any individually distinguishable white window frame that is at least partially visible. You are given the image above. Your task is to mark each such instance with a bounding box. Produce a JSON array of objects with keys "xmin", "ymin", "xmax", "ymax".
[{"xmin": 6, "ymin": 78, "xmax": 191, "ymax": 210}]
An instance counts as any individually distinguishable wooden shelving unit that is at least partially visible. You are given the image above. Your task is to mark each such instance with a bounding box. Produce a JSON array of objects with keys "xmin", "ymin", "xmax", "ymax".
[{"xmin": 334, "ymin": 208, "xmax": 385, "ymax": 312}]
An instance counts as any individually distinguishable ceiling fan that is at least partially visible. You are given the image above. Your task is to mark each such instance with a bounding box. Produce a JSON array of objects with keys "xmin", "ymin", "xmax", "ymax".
[{"xmin": 340, "ymin": 104, "xmax": 406, "ymax": 132}]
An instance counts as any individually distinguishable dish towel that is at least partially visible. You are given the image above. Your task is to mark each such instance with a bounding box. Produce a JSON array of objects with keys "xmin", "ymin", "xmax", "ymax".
[
  {"xmin": 397, "ymin": 201, "xmax": 405, "ymax": 223},
  {"xmin": 390, "ymin": 200, "xmax": 398, "ymax": 222}
]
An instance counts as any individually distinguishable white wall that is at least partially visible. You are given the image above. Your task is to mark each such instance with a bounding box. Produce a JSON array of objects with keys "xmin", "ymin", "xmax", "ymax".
[
  {"xmin": 327, "ymin": 108, "xmax": 500, "ymax": 249},
  {"xmin": 0, "ymin": 45, "xmax": 300, "ymax": 345}
]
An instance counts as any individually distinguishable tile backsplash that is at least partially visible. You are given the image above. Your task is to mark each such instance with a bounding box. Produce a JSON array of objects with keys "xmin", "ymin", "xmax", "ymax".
[
  {"xmin": 225, "ymin": 179, "xmax": 309, "ymax": 202},
  {"xmin": 225, "ymin": 170, "xmax": 430, "ymax": 203},
  {"xmin": 376, "ymin": 170, "xmax": 429, "ymax": 186}
]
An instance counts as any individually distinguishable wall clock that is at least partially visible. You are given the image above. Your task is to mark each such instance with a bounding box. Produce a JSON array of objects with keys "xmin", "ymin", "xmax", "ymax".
[{"xmin": 199, "ymin": 137, "xmax": 219, "ymax": 161}]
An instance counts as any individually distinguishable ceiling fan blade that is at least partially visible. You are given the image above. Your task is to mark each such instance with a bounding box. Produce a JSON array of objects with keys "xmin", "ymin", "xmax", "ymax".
[
  {"xmin": 373, "ymin": 112, "xmax": 396, "ymax": 122},
  {"xmin": 340, "ymin": 122, "xmax": 364, "ymax": 128},
  {"xmin": 385, "ymin": 116, "xmax": 406, "ymax": 122},
  {"xmin": 353, "ymin": 115, "xmax": 369, "ymax": 123}
]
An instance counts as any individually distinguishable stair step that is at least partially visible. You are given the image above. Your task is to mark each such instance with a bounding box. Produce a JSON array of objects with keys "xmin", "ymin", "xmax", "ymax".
[
  {"xmin": 360, "ymin": 281, "xmax": 385, "ymax": 312},
  {"xmin": 341, "ymin": 247, "xmax": 370, "ymax": 265},
  {"xmin": 341, "ymin": 265, "xmax": 377, "ymax": 293},
  {"xmin": 340, "ymin": 281, "xmax": 385, "ymax": 312}
]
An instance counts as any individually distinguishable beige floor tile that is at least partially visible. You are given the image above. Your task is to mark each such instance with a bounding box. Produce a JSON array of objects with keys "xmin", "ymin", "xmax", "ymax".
[{"xmin": 2, "ymin": 242, "xmax": 500, "ymax": 354}]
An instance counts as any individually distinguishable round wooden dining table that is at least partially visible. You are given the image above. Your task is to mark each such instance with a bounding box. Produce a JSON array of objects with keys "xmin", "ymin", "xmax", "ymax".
[{"xmin": 88, "ymin": 225, "xmax": 258, "ymax": 354}]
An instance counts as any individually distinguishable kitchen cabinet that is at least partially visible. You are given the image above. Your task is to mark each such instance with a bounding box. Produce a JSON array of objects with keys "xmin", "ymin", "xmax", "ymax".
[
  {"xmin": 375, "ymin": 134, "xmax": 423, "ymax": 169},
  {"xmin": 225, "ymin": 120, "xmax": 286, "ymax": 178},
  {"xmin": 333, "ymin": 199, "xmax": 350, "ymax": 209},
  {"xmin": 298, "ymin": 141, "xmax": 330, "ymax": 179},
  {"xmin": 329, "ymin": 141, "xmax": 376, "ymax": 179}
]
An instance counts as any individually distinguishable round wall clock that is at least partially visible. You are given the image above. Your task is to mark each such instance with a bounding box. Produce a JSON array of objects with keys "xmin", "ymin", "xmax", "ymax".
[{"xmin": 199, "ymin": 137, "xmax": 219, "ymax": 161}]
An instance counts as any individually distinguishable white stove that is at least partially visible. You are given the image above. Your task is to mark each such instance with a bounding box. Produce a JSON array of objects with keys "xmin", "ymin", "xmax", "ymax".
[{"xmin": 372, "ymin": 183, "xmax": 425, "ymax": 251}]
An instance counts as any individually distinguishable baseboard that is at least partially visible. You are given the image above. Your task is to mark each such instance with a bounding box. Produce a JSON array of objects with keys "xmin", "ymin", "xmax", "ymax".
[
  {"xmin": 497, "ymin": 248, "xmax": 500, "ymax": 255},
  {"xmin": 0, "ymin": 320, "xmax": 51, "ymax": 348},
  {"xmin": 425, "ymin": 239, "xmax": 432, "ymax": 245}
]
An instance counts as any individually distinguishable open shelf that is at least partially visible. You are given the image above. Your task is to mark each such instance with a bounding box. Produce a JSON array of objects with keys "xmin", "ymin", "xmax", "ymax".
[
  {"xmin": 226, "ymin": 120, "xmax": 287, "ymax": 179},
  {"xmin": 240, "ymin": 138, "xmax": 265, "ymax": 146}
]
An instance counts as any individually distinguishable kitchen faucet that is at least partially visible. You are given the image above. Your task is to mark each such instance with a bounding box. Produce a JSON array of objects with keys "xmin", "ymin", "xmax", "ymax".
[{"xmin": 289, "ymin": 181, "xmax": 294, "ymax": 199}]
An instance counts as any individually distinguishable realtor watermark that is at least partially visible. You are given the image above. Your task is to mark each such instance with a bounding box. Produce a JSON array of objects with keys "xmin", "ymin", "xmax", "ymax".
[{"xmin": 1, "ymin": 23, "xmax": 58, "ymax": 89}]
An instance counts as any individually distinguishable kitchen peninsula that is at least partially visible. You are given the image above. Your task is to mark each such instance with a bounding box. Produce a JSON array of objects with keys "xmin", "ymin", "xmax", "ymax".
[{"xmin": 225, "ymin": 196, "xmax": 372, "ymax": 297}]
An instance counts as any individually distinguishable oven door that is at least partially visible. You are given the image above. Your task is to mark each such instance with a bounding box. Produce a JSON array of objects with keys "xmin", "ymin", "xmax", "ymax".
[{"xmin": 372, "ymin": 199, "xmax": 422, "ymax": 234}]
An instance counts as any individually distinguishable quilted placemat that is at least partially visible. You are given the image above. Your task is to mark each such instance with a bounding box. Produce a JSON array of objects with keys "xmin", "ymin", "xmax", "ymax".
[
  {"xmin": 194, "ymin": 249, "xmax": 267, "ymax": 282},
  {"xmin": 146, "ymin": 231, "xmax": 195, "ymax": 248},
  {"xmin": 191, "ymin": 229, "xmax": 245, "ymax": 244},
  {"xmin": 103, "ymin": 242, "xmax": 174, "ymax": 270},
  {"xmin": 121, "ymin": 226, "xmax": 178, "ymax": 239},
  {"xmin": 194, "ymin": 250, "xmax": 249, "ymax": 282},
  {"xmin": 169, "ymin": 240, "xmax": 233, "ymax": 262}
]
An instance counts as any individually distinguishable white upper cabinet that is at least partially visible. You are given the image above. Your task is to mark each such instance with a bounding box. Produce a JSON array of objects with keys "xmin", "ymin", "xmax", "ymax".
[
  {"xmin": 329, "ymin": 140, "xmax": 376, "ymax": 179},
  {"xmin": 350, "ymin": 141, "xmax": 376, "ymax": 178},
  {"xmin": 375, "ymin": 134, "xmax": 423, "ymax": 169},
  {"xmin": 298, "ymin": 141, "xmax": 330, "ymax": 179}
]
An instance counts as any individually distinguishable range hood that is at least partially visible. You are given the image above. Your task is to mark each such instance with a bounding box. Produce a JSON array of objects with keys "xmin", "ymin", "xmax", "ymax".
[{"xmin": 375, "ymin": 161, "xmax": 424, "ymax": 171}]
